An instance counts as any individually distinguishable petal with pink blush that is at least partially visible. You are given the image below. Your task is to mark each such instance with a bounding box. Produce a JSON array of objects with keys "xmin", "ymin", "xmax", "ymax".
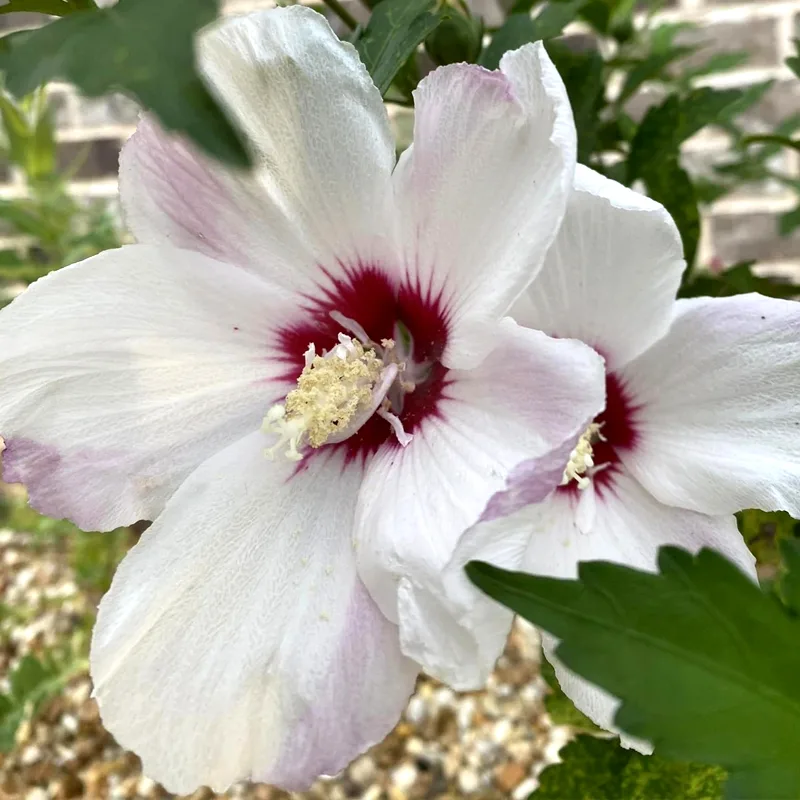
[
  {"xmin": 513, "ymin": 165, "xmax": 685, "ymax": 371},
  {"xmin": 0, "ymin": 244, "xmax": 289, "ymax": 530},
  {"xmin": 122, "ymin": 6, "xmax": 397, "ymax": 288},
  {"xmin": 393, "ymin": 43, "xmax": 577, "ymax": 369},
  {"xmin": 91, "ymin": 434, "xmax": 418, "ymax": 795},
  {"xmin": 620, "ymin": 293, "xmax": 800, "ymax": 517},
  {"xmin": 481, "ymin": 468, "xmax": 754, "ymax": 742},
  {"xmin": 354, "ymin": 320, "xmax": 605, "ymax": 684}
]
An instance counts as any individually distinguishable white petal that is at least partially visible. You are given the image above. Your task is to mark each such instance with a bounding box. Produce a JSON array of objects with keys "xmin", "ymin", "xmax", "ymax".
[
  {"xmin": 355, "ymin": 320, "xmax": 605, "ymax": 682},
  {"xmin": 513, "ymin": 165, "xmax": 685, "ymax": 371},
  {"xmin": 393, "ymin": 44, "xmax": 576, "ymax": 369},
  {"xmin": 91, "ymin": 435, "xmax": 417, "ymax": 794},
  {"xmin": 621, "ymin": 294, "xmax": 800, "ymax": 517},
  {"xmin": 521, "ymin": 469, "xmax": 755, "ymax": 740},
  {"xmin": 415, "ymin": 441, "xmax": 579, "ymax": 690},
  {"xmin": 0, "ymin": 245, "xmax": 288, "ymax": 530},
  {"xmin": 121, "ymin": 6, "xmax": 396, "ymax": 287}
]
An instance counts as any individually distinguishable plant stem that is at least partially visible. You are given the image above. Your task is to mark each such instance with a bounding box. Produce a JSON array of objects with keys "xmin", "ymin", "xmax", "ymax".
[{"xmin": 321, "ymin": 0, "xmax": 358, "ymax": 31}]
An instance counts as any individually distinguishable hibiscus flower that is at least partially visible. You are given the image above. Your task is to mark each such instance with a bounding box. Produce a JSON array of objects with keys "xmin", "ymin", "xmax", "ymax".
[
  {"xmin": 0, "ymin": 7, "xmax": 606, "ymax": 793},
  {"xmin": 429, "ymin": 164, "xmax": 800, "ymax": 739}
]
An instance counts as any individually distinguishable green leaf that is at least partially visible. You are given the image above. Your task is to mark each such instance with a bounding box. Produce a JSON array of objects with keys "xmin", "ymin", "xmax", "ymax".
[
  {"xmin": 467, "ymin": 547, "xmax": 800, "ymax": 799},
  {"xmin": 0, "ymin": 0, "xmax": 94, "ymax": 15},
  {"xmin": 481, "ymin": 2, "xmax": 585, "ymax": 70},
  {"xmin": 787, "ymin": 39, "xmax": 800, "ymax": 78},
  {"xmin": 10, "ymin": 654, "xmax": 57, "ymax": 701},
  {"xmin": 680, "ymin": 50, "xmax": 749, "ymax": 81},
  {"xmin": 617, "ymin": 47, "xmax": 695, "ymax": 105},
  {"xmin": 680, "ymin": 263, "xmax": 800, "ymax": 301},
  {"xmin": 529, "ymin": 0, "xmax": 586, "ymax": 41},
  {"xmin": 626, "ymin": 90, "xmax": 742, "ymax": 270},
  {"xmin": 778, "ymin": 538, "xmax": 800, "ymax": 616},
  {"xmin": 355, "ymin": 0, "xmax": 442, "ymax": 96},
  {"xmin": 677, "ymin": 87, "xmax": 745, "ymax": 140},
  {"xmin": 480, "ymin": 13, "xmax": 535, "ymax": 70},
  {"xmin": 0, "ymin": 0, "xmax": 251, "ymax": 168},
  {"xmin": 546, "ymin": 43, "xmax": 604, "ymax": 163},
  {"xmin": 780, "ymin": 205, "xmax": 800, "ymax": 237},
  {"xmin": 534, "ymin": 734, "xmax": 726, "ymax": 799},
  {"xmin": 0, "ymin": 91, "xmax": 32, "ymax": 170}
]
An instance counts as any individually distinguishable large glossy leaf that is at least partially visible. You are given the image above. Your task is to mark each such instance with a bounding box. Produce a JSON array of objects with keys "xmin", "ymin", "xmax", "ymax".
[
  {"xmin": 468, "ymin": 547, "xmax": 800, "ymax": 799},
  {"xmin": 0, "ymin": 0, "xmax": 251, "ymax": 168}
]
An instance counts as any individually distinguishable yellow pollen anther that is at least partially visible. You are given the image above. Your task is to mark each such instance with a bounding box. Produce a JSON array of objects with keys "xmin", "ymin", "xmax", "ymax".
[
  {"xmin": 562, "ymin": 423, "xmax": 605, "ymax": 490},
  {"xmin": 263, "ymin": 336, "xmax": 383, "ymax": 460}
]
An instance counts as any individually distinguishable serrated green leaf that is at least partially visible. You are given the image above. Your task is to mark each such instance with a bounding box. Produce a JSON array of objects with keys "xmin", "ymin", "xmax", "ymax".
[
  {"xmin": 534, "ymin": 734, "xmax": 726, "ymax": 799},
  {"xmin": 467, "ymin": 547, "xmax": 800, "ymax": 799},
  {"xmin": 0, "ymin": 0, "xmax": 251, "ymax": 168},
  {"xmin": 355, "ymin": 0, "xmax": 442, "ymax": 96},
  {"xmin": 777, "ymin": 538, "xmax": 800, "ymax": 615}
]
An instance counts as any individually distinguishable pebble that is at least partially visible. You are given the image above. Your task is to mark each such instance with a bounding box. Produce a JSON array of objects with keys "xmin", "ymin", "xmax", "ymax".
[{"xmin": 0, "ymin": 525, "xmax": 562, "ymax": 800}]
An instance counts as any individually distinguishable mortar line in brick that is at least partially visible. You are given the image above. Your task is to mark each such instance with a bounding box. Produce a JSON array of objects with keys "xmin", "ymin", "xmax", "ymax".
[{"xmin": 654, "ymin": 1, "xmax": 799, "ymax": 26}]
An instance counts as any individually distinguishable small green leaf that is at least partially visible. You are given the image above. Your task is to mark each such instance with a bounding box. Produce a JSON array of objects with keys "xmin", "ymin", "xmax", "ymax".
[
  {"xmin": 778, "ymin": 539, "xmax": 800, "ymax": 615},
  {"xmin": 480, "ymin": 13, "xmax": 535, "ymax": 70},
  {"xmin": 780, "ymin": 205, "xmax": 800, "ymax": 237},
  {"xmin": 534, "ymin": 734, "xmax": 726, "ymax": 800},
  {"xmin": 547, "ymin": 42, "xmax": 604, "ymax": 163},
  {"xmin": 355, "ymin": 0, "xmax": 442, "ymax": 96},
  {"xmin": 787, "ymin": 39, "xmax": 800, "ymax": 78},
  {"xmin": 481, "ymin": 2, "xmax": 585, "ymax": 70},
  {"xmin": 529, "ymin": 0, "xmax": 586, "ymax": 41},
  {"xmin": 0, "ymin": 0, "xmax": 251, "ymax": 168},
  {"xmin": 617, "ymin": 47, "xmax": 695, "ymax": 106},
  {"xmin": 467, "ymin": 547, "xmax": 800, "ymax": 799}
]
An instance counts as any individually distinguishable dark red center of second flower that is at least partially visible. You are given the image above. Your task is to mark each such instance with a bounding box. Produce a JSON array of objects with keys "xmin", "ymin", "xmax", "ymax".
[
  {"xmin": 587, "ymin": 370, "xmax": 639, "ymax": 491},
  {"xmin": 275, "ymin": 262, "xmax": 451, "ymax": 463}
]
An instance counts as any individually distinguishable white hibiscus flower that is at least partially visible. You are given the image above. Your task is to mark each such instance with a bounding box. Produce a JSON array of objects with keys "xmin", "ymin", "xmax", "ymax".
[
  {"xmin": 0, "ymin": 7, "xmax": 606, "ymax": 793},
  {"xmin": 432, "ymin": 164, "xmax": 800, "ymax": 740}
]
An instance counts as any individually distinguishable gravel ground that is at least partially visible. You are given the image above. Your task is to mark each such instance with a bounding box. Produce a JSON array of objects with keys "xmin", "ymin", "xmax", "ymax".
[{"xmin": 0, "ymin": 526, "xmax": 561, "ymax": 800}]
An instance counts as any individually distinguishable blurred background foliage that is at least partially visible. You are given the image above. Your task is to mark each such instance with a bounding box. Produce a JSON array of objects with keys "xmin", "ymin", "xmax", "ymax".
[{"xmin": 0, "ymin": 0, "xmax": 799, "ymax": 796}]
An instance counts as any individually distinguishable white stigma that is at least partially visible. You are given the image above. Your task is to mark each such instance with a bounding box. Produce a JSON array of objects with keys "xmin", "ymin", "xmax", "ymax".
[
  {"xmin": 561, "ymin": 423, "xmax": 605, "ymax": 490},
  {"xmin": 263, "ymin": 334, "xmax": 404, "ymax": 462}
]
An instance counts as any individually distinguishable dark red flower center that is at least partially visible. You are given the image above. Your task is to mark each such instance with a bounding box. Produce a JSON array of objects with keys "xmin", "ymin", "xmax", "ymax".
[
  {"xmin": 274, "ymin": 262, "xmax": 451, "ymax": 463},
  {"xmin": 560, "ymin": 369, "xmax": 639, "ymax": 495}
]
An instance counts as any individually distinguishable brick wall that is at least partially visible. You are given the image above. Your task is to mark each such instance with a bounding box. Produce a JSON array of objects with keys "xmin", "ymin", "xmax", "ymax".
[{"xmin": 1, "ymin": 0, "xmax": 799, "ymax": 272}]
